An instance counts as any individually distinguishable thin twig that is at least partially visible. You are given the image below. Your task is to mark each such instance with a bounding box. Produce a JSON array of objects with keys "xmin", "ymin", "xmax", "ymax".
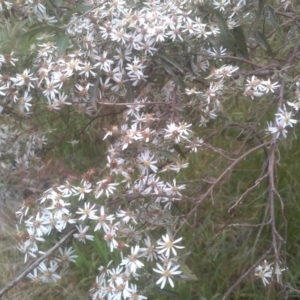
[
  {"xmin": 171, "ymin": 85, "xmax": 178, "ymax": 123},
  {"xmin": 228, "ymin": 173, "xmax": 268, "ymax": 213},
  {"xmin": 98, "ymin": 101, "xmax": 171, "ymax": 106},
  {"xmin": 262, "ymin": 39, "xmax": 300, "ymax": 291},
  {"xmin": 175, "ymin": 142, "xmax": 271, "ymax": 234},
  {"xmin": 0, "ymin": 228, "xmax": 76, "ymax": 298},
  {"xmin": 197, "ymin": 52, "xmax": 266, "ymax": 68},
  {"xmin": 222, "ymin": 245, "xmax": 273, "ymax": 300},
  {"xmin": 228, "ymin": 220, "xmax": 271, "ymax": 227},
  {"xmin": 284, "ymin": 39, "xmax": 300, "ymax": 69},
  {"xmin": 202, "ymin": 142, "xmax": 235, "ymax": 161}
]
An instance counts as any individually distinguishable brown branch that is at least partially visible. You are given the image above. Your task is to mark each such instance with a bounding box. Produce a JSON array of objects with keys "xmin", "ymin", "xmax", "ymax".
[
  {"xmin": 239, "ymin": 69, "xmax": 277, "ymax": 78},
  {"xmin": 222, "ymin": 245, "xmax": 273, "ymax": 300},
  {"xmin": 263, "ymin": 38, "xmax": 300, "ymax": 282},
  {"xmin": 171, "ymin": 85, "xmax": 178, "ymax": 123},
  {"xmin": 233, "ymin": 102, "xmax": 273, "ymax": 156},
  {"xmin": 195, "ymin": 142, "xmax": 270, "ymax": 205},
  {"xmin": 202, "ymin": 142, "xmax": 235, "ymax": 161},
  {"xmin": 267, "ymin": 80, "xmax": 285, "ymax": 271},
  {"xmin": 197, "ymin": 52, "xmax": 265, "ymax": 68},
  {"xmin": 284, "ymin": 39, "xmax": 300, "ymax": 68},
  {"xmin": 98, "ymin": 101, "xmax": 171, "ymax": 106},
  {"xmin": 268, "ymin": 135, "xmax": 280, "ymax": 266},
  {"xmin": 228, "ymin": 220, "xmax": 271, "ymax": 227},
  {"xmin": 228, "ymin": 173, "xmax": 269, "ymax": 213},
  {"xmin": 175, "ymin": 142, "xmax": 271, "ymax": 234},
  {"xmin": 0, "ymin": 228, "xmax": 76, "ymax": 298}
]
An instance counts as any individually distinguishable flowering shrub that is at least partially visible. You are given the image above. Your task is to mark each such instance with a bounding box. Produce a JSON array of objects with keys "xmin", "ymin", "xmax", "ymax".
[{"xmin": 0, "ymin": 0, "xmax": 299, "ymax": 299}]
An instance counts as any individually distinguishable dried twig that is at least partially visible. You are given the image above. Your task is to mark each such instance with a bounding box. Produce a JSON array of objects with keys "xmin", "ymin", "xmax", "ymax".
[
  {"xmin": 175, "ymin": 141, "xmax": 271, "ymax": 234},
  {"xmin": 222, "ymin": 245, "xmax": 273, "ymax": 300},
  {"xmin": 0, "ymin": 228, "xmax": 76, "ymax": 298},
  {"xmin": 228, "ymin": 173, "xmax": 268, "ymax": 213}
]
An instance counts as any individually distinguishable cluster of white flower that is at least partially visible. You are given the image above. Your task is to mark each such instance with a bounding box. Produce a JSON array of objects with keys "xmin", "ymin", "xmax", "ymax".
[
  {"xmin": 254, "ymin": 260, "xmax": 286, "ymax": 287},
  {"xmin": 16, "ymin": 175, "xmax": 186, "ymax": 297},
  {"xmin": 0, "ymin": 0, "xmax": 293, "ymax": 298},
  {"xmin": 0, "ymin": 0, "xmax": 251, "ymax": 169},
  {"xmin": 25, "ymin": 247, "xmax": 78, "ymax": 285},
  {"xmin": 0, "ymin": 122, "xmax": 47, "ymax": 168},
  {"xmin": 241, "ymin": 74, "xmax": 299, "ymax": 139},
  {"xmin": 266, "ymin": 80, "xmax": 300, "ymax": 139},
  {"xmin": 244, "ymin": 76, "xmax": 280, "ymax": 100}
]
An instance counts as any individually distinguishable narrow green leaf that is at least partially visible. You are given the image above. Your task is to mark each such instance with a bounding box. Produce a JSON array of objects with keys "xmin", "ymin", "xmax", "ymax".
[
  {"xmin": 179, "ymin": 262, "xmax": 199, "ymax": 281},
  {"xmin": 173, "ymin": 144, "xmax": 186, "ymax": 159},
  {"xmin": 56, "ymin": 33, "xmax": 69, "ymax": 55},
  {"xmin": 157, "ymin": 57, "xmax": 185, "ymax": 91},
  {"xmin": 233, "ymin": 26, "xmax": 249, "ymax": 59},
  {"xmin": 90, "ymin": 76, "xmax": 99, "ymax": 111},
  {"xmin": 154, "ymin": 288, "xmax": 181, "ymax": 297},
  {"xmin": 254, "ymin": 31, "xmax": 274, "ymax": 56},
  {"xmin": 215, "ymin": 11, "xmax": 235, "ymax": 52},
  {"xmin": 266, "ymin": 5, "xmax": 283, "ymax": 39},
  {"xmin": 258, "ymin": 0, "xmax": 265, "ymax": 13},
  {"xmin": 157, "ymin": 149, "xmax": 180, "ymax": 162},
  {"xmin": 280, "ymin": 74, "xmax": 294, "ymax": 82},
  {"xmin": 73, "ymin": 241, "xmax": 89, "ymax": 268},
  {"xmin": 156, "ymin": 50, "xmax": 184, "ymax": 74},
  {"xmin": 75, "ymin": 5, "xmax": 92, "ymax": 12},
  {"xmin": 158, "ymin": 58, "xmax": 175, "ymax": 76},
  {"xmin": 253, "ymin": 0, "xmax": 265, "ymax": 32},
  {"xmin": 10, "ymin": 18, "xmax": 29, "ymax": 39},
  {"xmin": 20, "ymin": 25, "xmax": 60, "ymax": 42},
  {"xmin": 173, "ymin": 75, "xmax": 185, "ymax": 93},
  {"xmin": 93, "ymin": 234, "xmax": 108, "ymax": 261},
  {"xmin": 125, "ymin": 80, "xmax": 135, "ymax": 102}
]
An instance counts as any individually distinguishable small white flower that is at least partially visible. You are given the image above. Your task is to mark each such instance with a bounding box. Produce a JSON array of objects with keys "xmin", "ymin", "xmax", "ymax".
[
  {"xmin": 58, "ymin": 246, "xmax": 78, "ymax": 265},
  {"xmin": 25, "ymin": 213, "xmax": 48, "ymax": 237},
  {"xmin": 255, "ymin": 260, "xmax": 273, "ymax": 286},
  {"xmin": 121, "ymin": 245, "xmax": 144, "ymax": 274},
  {"xmin": 27, "ymin": 268, "xmax": 42, "ymax": 285},
  {"xmin": 139, "ymin": 236, "xmax": 157, "ymax": 262},
  {"xmin": 95, "ymin": 179, "xmax": 119, "ymax": 198},
  {"xmin": 125, "ymin": 56, "xmax": 146, "ymax": 80},
  {"xmin": 57, "ymin": 181, "xmax": 76, "ymax": 197},
  {"xmin": 213, "ymin": 0, "xmax": 230, "ymax": 11},
  {"xmin": 165, "ymin": 123, "xmax": 184, "ymax": 143},
  {"xmin": 185, "ymin": 87, "xmax": 201, "ymax": 95},
  {"xmin": 287, "ymin": 100, "xmax": 300, "ymax": 111},
  {"xmin": 275, "ymin": 105, "xmax": 297, "ymax": 127},
  {"xmin": 165, "ymin": 179, "xmax": 186, "ymax": 196},
  {"xmin": 46, "ymin": 198, "xmax": 71, "ymax": 219},
  {"xmin": 94, "ymin": 206, "xmax": 115, "ymax": 232},
  {"xmin": 137, "ymin": 150, "xmax": 158, "ymax": 174},
  {"xmin": 24, "ymin": 227, "xmax": 45, "ymax": 252},
  {"xmin": 73, "ymin": 225, "xmax": 94, "ymax": 243},
  {"xmin": 156, "ymin": 234, "xmax": 184, "ymax": 257},
  {"xmin": 11, "ymin": 69, "xmax": 37, "ymax": 90},
  {"xmin": 153, "ymin": 262, "xmax": 182, "ymax": 289},
  {"xmin": 76, "ymin": 202, "xmax": 97, "ymax": 220},
  {"xmin": 107, "ymin": 265, "xmax": 124, "ymax": 286},
  {"xmin": 38, "ymin": 261, "xmax": 61, "ymax": 283},
  {"xmin": 104, "ymin": 229, "xmax": 118, "ymax": 252},
  {"xmin": 125, "ymin": 283, "xmax": 148, "ymax": 300},
  {"xmin": 117, "ymin": 208, "xmax": 138, "ymax": 224},
  {"xmin": 260, "ymin": 79, "xmax": 280, "ymax": 93},
  {"xmin": 74, "ymin": 183, "xmax": 93, "ymax": 201},
  {"xmin": 267, "ymin": 120, "xmax": 288, "ymax": 138},
  {"xmin": 244, "ymin": 87, "xmax": 264, "ymax": 100}
]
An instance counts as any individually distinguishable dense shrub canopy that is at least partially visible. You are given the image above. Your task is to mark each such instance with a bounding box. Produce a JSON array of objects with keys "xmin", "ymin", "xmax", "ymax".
[{"xmin": 0, "ymin": 0, "xmax": 300, "ymax": 299}]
